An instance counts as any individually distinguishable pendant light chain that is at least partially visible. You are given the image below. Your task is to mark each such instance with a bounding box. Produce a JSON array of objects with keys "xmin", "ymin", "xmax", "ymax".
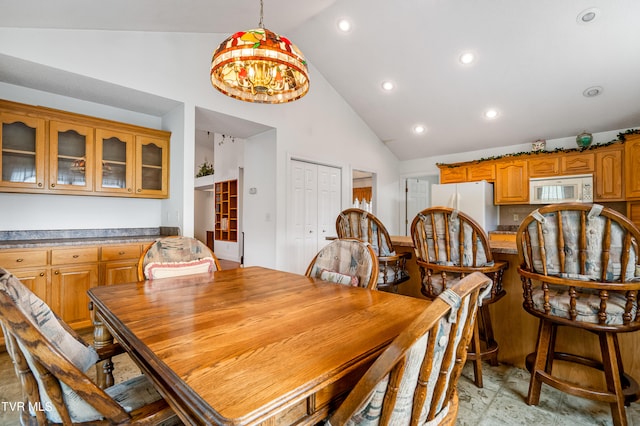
[{"xmin": 258, "ymin": 0, "xmax": 264, "ymax": 29}]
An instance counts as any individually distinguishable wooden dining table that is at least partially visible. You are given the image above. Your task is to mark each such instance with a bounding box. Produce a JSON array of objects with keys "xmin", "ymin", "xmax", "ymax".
[{"xmin": 88, "ymin": 266, "xmax": 431, "ymax": 425}]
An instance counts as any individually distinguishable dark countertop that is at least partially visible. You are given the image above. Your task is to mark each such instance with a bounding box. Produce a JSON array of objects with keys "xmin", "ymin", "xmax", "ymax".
[{"xmin": 0, "ymin": 227, "xmax": 179, "ymax": 249}]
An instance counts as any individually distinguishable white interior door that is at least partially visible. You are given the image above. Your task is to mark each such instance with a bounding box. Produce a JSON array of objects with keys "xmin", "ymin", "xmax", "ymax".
[
  {"xmin": 317, "ymin": 165, "xmax": 341, "ymax": 248},
  {"xmin": 288, "ymin": 160, "xmax": 341, "ymax": 273}
]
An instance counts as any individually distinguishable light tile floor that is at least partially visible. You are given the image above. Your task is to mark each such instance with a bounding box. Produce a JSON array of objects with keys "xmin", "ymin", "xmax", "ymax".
[
  {"xmin": 2, "ymin": 348, "xmax": 639, "ymax": 425},
  {"xmin": 456, "ymin": 362, "xmax": 640, "ymax": 425}
]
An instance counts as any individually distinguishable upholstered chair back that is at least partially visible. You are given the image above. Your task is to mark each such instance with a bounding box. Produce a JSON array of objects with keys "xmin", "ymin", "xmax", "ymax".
[
  {"xmin": 336, "ymin": 209, "xmax": 410, "ymax": 291},
  {"xmin": 411, "ymin": 207, "xmax": 506, "ymax": 302},
  {"xmin": 326, "ymin": 272, "xmax": 490, "ymax": 425},
  {"xmin": 305, "ymin": 238, "xmax": 379, "ymax": 289},
  {"xmin": 517, "ymin": 203, "xmax": 640, "ymax": 328},
  {"xmin": 138, "ymin": 236, "xmax": 222, "ymax": 280}
]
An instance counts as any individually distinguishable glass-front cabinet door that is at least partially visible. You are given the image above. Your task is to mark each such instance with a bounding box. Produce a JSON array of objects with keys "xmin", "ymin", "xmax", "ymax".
[
  {"xmin": 49, "ymin": 121, "xmax": 94, "ymax": 192},
  {"xmin": 95, "ymin": 128, "xmax": 134, "ymax": 194},
  {"xmin": 135, "ymin": 135, "xmax": 168, "ymax": 197},
  {"xmin": 0, "ymin": 112, "xmax": 46, "ymax": 190}
]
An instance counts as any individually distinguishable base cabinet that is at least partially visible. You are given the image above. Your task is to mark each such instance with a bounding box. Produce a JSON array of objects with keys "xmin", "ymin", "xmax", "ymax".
[{"xmin": 0, "ymin": 241, "xmax": 150, "ymax": 349}]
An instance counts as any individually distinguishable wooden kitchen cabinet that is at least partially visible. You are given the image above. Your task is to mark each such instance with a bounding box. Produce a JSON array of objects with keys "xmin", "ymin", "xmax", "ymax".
[
  {"xmin": 0, "ymin": 98, "xmax": 170, "ymax": 198},
  {"xmin": 50, "ymin": 247, "xmax": 99, "ymax": 329},
  {"xmin": 528, "ymin": 157, "xmax": 559, "ymax": 177},
  {"xmin": 561, "ymin": 151, "xmax": 594, "ymax": 175},
  {"xmin": 466, "ymin": 162, "xmax": 495, "ymax": 182},
  {"xmin": 439, "ymin": 166, "xmax": 466, "ymax": 183},
  {"xmin": 0, "ymin": 241, "xmax": 152, "ymax": 348},
  {"xmin": 135, "ymin": 135, "xmax": 169, "ymax": 197},
  {"xmin": 49, "ymin": 120, "xmax": 96, "ymax": 193},
  {"xmin": 495, "ymin": 160, "xmax": 528, "ymax": 204},
  {"xmin": 0, "ymin": 110, "xmax": 46, "ymax": 191},
  {"xmin": 625, "ymin": 134, "xmax": 640, "ymax": 199},
  {"xmin": 100, "ymin": 243, "xmax": 143, "ymax": 285},
  {"xmin": 594, "ymin": 145, "xmax": 624, "ymax": 201},
  {"xmin": 95, "ymin": 128, "xmax": 135, "ymax": 195}
]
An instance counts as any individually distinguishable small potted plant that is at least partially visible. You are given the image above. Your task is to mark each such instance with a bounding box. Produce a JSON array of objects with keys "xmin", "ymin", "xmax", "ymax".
[{"xmin": 196, "ymin": 160, "xmax": 214, "ymax": 178}]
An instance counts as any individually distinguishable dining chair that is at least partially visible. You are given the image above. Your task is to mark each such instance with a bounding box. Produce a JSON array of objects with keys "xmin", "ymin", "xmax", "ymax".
[
  {"xmin": 305, "ymin": 238, "xmax": 379, "ymax": 289},
  {"xmin": 516, "ymin": 203, "xmax": 640, "ymax": 426},
  {"xmin": 336, "ymin": 208, "xmax": 410, "ymax": 292},
  {"xmin": 137, "ymin": 235, "xmax": 222, "ymax": 280},
  {"xmin": 326, "ymin": 271, "xmax": 491, "ymax": 425},
  {"xmin": 0, "ymin": 267, "xmax": 178, "ymax": 425},
  {"xmin": 410, "ymin": 207, "xmax": 508, "ymax": 388}
]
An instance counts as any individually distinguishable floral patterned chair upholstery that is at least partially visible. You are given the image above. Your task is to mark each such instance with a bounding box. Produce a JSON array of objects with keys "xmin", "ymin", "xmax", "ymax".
[
  {"xmin": 411, "ymin": 207, "xmax": 508, "ymax": 388},
  {"xmin": 0, "ymin": 267, "xmax": 178, "ymax": 425},
  {"xmin": 326, "ymin": 272, "xmax": 491, "ymax": 426},
  {"xmin": 336, "ymin": 208, "xmax": 410, "ymax": 292},
  {"xmin": 306, "ymin": 238, "xmax": 379, "ymax": 289},
  {"xmin": 517, "ymin": 203, "xmax": 640, "ymax": 426},
  {"xmin": 138, "ymin": 235, "xmax": 222, "ymax": 280}
]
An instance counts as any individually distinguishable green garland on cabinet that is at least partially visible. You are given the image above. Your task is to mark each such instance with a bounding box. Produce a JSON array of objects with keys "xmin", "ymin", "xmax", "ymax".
[{"xmin": 437, "ymin": 128, "xmax": 640, "ymax": 168}]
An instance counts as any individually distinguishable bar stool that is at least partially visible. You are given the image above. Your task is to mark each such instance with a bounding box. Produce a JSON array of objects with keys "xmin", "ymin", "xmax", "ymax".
[
  {"xmin": 411, "ymin": 207, "xmax": 508, "ymax": 388},
  {"xmin": 517, "ymin": 203, "xmax": 640, "ymax": 426}
]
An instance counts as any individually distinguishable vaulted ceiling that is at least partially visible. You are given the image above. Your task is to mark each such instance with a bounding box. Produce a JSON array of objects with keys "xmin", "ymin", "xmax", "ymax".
[{"xmin": 2, "ymin": 0, "xmax": 639, "ymax": 160}]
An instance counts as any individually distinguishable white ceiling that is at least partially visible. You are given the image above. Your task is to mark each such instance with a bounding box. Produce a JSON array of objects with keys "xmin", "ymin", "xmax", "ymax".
[{"xmin": 1, "ymin": 0, "xmax": 639, "ymax": 161}]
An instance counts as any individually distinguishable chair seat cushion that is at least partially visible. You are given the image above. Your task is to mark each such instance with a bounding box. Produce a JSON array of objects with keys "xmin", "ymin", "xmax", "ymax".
[
  {"xmin": 29, "ymin": 373, "xmax": 166, "ymax": 423},
  {"xmin": 530, "ymin": 284, "xmax": 636, "ymax": 325},
  {"xmin": 423, "ymin": 274, "xmax": 495, "ymax": 301},
  {"xmin": 145, "ymin": 257, "xmax": 216, "ymax": 279},
  {"xmin": 378, "ymin": 265, "xmax": 409, "ymax": 285}
]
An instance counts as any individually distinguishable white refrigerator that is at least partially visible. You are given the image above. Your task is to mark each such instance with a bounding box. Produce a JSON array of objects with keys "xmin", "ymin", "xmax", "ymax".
[{"xmin": 430, "ymin": 181, "xmax": 498, "ymax": 232}]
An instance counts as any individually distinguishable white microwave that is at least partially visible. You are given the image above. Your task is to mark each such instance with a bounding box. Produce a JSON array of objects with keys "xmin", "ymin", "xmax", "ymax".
[{"xmin": 529, "ymin": 174, "xmax": 593, "ymax": 204}]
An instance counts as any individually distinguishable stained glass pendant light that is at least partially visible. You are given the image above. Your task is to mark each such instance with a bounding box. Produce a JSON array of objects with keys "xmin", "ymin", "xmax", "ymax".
[{"xmin": 210, "ymin": 0, "xmax": 310, "ymax": 103}]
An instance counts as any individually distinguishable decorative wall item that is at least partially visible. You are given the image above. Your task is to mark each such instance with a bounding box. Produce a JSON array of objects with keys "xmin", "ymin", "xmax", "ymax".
[
  {"xmin": 576, "ymin": 131, "xmax": 593, "ymax": 149},
  {"xmin": 531, "ymin": 139, "xmax": 546, "ymax": 152}
]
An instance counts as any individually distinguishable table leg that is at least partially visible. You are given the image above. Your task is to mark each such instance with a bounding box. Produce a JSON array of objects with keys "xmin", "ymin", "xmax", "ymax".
[{"xmin": 93, "ymin": 310, "xmax": 115, "ymax": 389}]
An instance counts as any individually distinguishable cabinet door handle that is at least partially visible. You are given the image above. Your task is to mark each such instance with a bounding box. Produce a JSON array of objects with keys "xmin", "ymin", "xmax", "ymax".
[
  {"xmin": 54, "ymin": 271, "xmax": 60, "ymax": 275},
  {"xmin": 39, "ymin": 272, "xmax": 45, "ymax": 277},
  {"xmin": 118, "ymin": 251, "xmax": 125, "ymax": 255},
  {"xmin": 37, "ymin": 182, "xmax": 43, "ymax": 187},
  {"xmin": 51, "ymin": 183, "xmax": 56, "ymax": 188},
  {"xmin": 16, "ymin": 258, "xmax": 24, "ymax": 263},
  {"xmin": 73, "ymin": 254, "xmax": 80, "ymax": 258}
]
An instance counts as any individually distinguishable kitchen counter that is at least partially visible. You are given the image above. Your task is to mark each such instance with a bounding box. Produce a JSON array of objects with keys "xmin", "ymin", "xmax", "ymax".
[
  {"xmin": 390, "ymin": 235, "xmax": 517, "ymax": 255},
  {"xmin": 0, "ymin": 227, "xmax": 180, "ymax": 249}
]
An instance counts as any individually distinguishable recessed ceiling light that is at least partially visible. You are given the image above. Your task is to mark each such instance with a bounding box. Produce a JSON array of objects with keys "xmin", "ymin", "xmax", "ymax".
[
  {"xmin": 413, "ymin": 125, "xmax": 426, "ymax": 134},
  {"xmin": 459, "ymin": 52, "xmax": 475, "ymax": 65},
  {"xmin": 337, "ymin": 19, "xmax": 352, "ymax": 32},
  {"xmin": 583, "ymin": 86, "xmax": 603, "ymax": 97},
  {"xmin": 484, "ymin": 109, "xmax": 499, "ymax": 119},
  {"xmin": 577, "ymin": 8, "xmax": 600, "ymax": 24},
  {"xmin": 381, "ymin": 80, "xmax": 395, "ymax": 91}
]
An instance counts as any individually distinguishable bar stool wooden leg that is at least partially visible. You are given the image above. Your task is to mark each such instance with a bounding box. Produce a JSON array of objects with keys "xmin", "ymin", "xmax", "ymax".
[
  {"xmin": 470, "ymin": 320, "xmax": 484, "ymax": 388},
  {"xmin": 601, "ymin": 332, "xmax": 627, "ymax": 426},
  {"xmin": 527, "ymin": 319, "xmax": 553, "ymax": 406}
]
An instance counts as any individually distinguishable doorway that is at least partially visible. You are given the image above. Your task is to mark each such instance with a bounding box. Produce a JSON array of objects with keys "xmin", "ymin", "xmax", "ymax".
[
  {"xmin": 404, "ymin": 175, "xmax": 439, "ymax": 235},
  {"xmin": 352, "ymin": 170, "xmax": 375, "ymax": 213}
]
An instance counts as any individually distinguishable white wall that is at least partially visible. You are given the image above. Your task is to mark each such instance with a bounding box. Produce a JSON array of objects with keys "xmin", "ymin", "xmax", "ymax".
[
  {"xmin": 0, "ymin": 28, "xmax": 400, "ymax": 270},
  {"xmin": 243, "ymin": 130, "xmax": 277, "ymax": 268}
]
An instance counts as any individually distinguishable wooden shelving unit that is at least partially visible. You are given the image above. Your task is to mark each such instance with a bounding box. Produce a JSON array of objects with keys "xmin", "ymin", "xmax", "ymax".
[{"xmin": 215, "ymin": 179, "xmax": 238, "ymax": 242}]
